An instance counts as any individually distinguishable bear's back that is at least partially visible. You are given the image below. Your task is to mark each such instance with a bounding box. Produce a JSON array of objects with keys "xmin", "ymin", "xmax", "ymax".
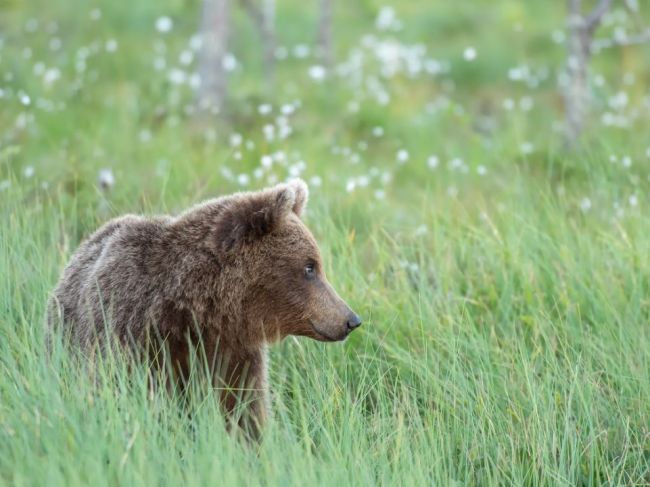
[{"xmin": 48, "ymin": 214, "xmax": 169, "ymax": 347}]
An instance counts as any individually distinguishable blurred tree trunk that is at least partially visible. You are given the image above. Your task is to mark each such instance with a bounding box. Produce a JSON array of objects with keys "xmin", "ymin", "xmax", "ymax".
[
  {"xmin": 563, "ymin": 0, "xmax": 611, "ymax": 146},
  {"xmin": 240, "ymin": 0, "xmax": 276, "ymax": 87},
  {"xmin": 317, "ymin": 0, "xmax": 333, "ymax": 67},
  {"xmin": 262, "ymin": 0, "xmax": 276, "ymax": 82},
  {"xmin": 198, "ymin": 0, "xmax": 231, "ymax": 113}
]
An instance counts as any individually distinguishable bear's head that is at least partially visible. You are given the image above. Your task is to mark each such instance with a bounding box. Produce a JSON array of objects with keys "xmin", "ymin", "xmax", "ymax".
[{"xmin": 217, "ymin": 179, "xmax": 361, "ymax": 343}]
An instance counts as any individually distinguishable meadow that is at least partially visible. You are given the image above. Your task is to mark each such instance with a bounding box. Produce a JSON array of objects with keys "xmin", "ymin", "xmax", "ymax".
[{"xmin": 1, "ymin": 0, "xmax": 649, "ymax": 484}]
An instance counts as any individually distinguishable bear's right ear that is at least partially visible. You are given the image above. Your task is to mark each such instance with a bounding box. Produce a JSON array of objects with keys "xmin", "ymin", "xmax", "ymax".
[{"xmin": 218, "ymin": 180, "xmax": 306, "ymax": 251}]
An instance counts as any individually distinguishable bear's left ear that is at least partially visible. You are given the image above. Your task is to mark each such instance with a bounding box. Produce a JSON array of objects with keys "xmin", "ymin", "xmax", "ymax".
[{"xmin": 288, "ymin": 178, "xmax": 309, "ymax": 217}]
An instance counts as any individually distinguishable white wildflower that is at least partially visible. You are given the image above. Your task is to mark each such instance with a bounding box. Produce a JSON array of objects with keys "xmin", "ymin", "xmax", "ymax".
[
  {"xmin": 293, "ymin": 44, "xmax": 310, "ymax": 58},
  {"xmin": 43, "ymin": 68, "xmax": 61, "ymax": 86},
  {"xmin": 168, "ymin": 68, "xmax": 186, "ymax": 85},
  {"xmin": 414, "ymin": 225, "xmax": 427, "ymax": 236},
  {"xmin": 222, "ymin": 54, "xmax": 237, "ymax": 71},
  {"xmin": 188, "ymin": 73, "xmax": 201, "ymax": 89},
  {"xmin": 308, "ymin": 65, "xmax": 327, "ymax": 82},
  {"xmin": 281, "ymin": 103, "xmax": 295, "ymax": 115},
  {"xmin": 155, "ymin": 16, "xmax": 173, "ymax": 33},
  {"xmin": 258, "ymin": 103, "xmax": 272, "ymax": 115},
  {"xmin": 261, "ymin": 155, "xmax": 273, "ymax": 168},
  {"xmin": 98, "ymin": 168, "xmax": 115, "ymax": 189},
  {"xmin": 608, "ymin": 91, "xmax": 628, "ymax": 110},
  {"xmin": 190, "ymin": 35, "xmax": 202, "ymax": 51},
  {"xmin": 449, "ymin": 157, "xmax": 464, "ymax": 170},
  {"xmin": 230, "ymin": 133, "xmax": 242, "ymax": 147},
  {"xmin": 376, "ymin": 7, "xmax": 399, "ymax": 31},
  {"xmin": 519, "ymin": 96, "xmax": 533, "ymax": 111},
  {"xmin": 463, "ymin": 47, "xmax": 477, "ymax": 61},
  {"xmin": 263, "ymin": 124, "xmax": 275, "ymax": 142},
  {"xmin": 220, "ymin": 167, "xmax": 233, "ymax": 181},
  {"xmin": 396, "ymin": 149, "xmax": 409, "ymax": 164},
  {"xmin": 179, "ymin": 50, "xmax": 193, "ymax": 65},
  {"xmin": 508, "ymin": 66, "xmax": 525, "ymax": 81},
  {"xmin": 278, "ymin": 123, "xmax": 292, "ymax": 139},
  {"xmin": 521, "ymin": 142, "xmax": 534, "ymax": 154},
  {"xmin": 289, "ymin": 161, "xmax": 305, "ymax": 177},
  {"xmin": 105, "ymin": 39, "xmax": 118, "ymax": 52}
]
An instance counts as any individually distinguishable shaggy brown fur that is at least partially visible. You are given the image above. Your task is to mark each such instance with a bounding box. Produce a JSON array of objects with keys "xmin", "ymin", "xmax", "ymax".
[{"xmin": 47, "ymin": 179, "xmax": 361, "ymax": 438}]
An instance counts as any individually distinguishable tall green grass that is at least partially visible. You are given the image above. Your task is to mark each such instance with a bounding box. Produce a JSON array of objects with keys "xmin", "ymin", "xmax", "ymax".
[
  {"xmin": 1, "ymin": 173, "xmax": 648, "ymax": 485},
  {"xmin": 1, "ymin": 0, "xmax": 650, "ymax": 484}
]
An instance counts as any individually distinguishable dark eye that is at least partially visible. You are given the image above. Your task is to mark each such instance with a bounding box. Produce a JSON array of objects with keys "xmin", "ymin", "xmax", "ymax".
[{"xmin": 304, "ymin": 262, "xmax": 316, "ymax": 279}]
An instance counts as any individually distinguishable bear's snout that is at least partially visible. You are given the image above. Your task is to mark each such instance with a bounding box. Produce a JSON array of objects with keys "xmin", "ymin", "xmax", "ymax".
[
  {"xmin": 307, "ymin": 300, "xmax": 362, "ymax": 342},
  {"xmin": 345, "ymin": 312, "xmax": 362, "ymax": 332}
]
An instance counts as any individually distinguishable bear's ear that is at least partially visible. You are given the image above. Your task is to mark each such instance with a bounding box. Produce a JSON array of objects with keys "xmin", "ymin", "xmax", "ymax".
[
  {"xmin": 288, "ymin": 178, "xmax": 309, "ymax": 217},
  {"xmin": 219, "ymin": 180, "xmax": 308, "ymax": 250}
]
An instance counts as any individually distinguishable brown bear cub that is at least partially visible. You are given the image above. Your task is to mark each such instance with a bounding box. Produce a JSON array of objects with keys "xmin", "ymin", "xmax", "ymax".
[{"xmin": 48, "ymin": 179, "xmax": 361, "ymax": 438}]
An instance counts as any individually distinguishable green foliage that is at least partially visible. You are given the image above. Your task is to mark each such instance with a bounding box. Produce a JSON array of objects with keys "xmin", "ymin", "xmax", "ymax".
[{"xmin": 1, "ymin": 0, "xmax": 649, "ymax": 485}]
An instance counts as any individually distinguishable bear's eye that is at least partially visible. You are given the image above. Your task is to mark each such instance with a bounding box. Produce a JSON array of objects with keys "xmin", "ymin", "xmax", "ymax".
[{"xmin": 304, "ymin": 262, "xmax": 316, "ymax": 279}]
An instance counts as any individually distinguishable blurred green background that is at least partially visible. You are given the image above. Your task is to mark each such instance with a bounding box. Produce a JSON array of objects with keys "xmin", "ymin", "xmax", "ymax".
[
  {"xmin": 1, "ymin": 0, "xmax": 649, "ymax": 215},
  {"xmin": 1, "ymin": 0, "xmax": 649, "ymax": 485}
]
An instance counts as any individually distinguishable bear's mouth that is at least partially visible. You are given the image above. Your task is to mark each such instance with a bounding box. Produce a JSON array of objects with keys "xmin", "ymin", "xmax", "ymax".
[{"xmin": 308, "ymin": 319, "xmax": 345, "ymax": 342}]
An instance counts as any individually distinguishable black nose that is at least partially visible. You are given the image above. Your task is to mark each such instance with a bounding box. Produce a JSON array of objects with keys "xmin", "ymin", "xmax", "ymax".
[{"xmin": 346, "ymin": 312, "xmax": 362, "ymax": 331}]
